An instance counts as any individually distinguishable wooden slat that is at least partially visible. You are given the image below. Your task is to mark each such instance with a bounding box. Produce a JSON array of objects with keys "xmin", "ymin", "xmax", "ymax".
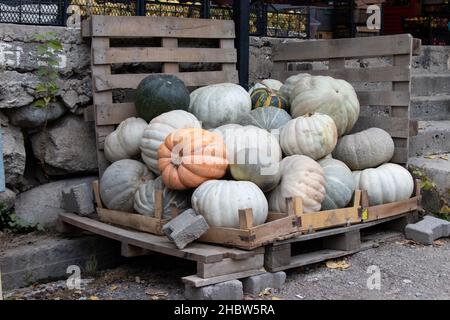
[
  {"xmin": 83, "ymin": 105, "xmax": 95, "ymax": 122},
  {"xmin": 391, "ymin": 147, "xmax": 408, "ymax": 164},
  {"xmin": 352, "ymin": 116, "xmax": 414, "ymax": 138},
  {"xmin": 81, "ymin": 18, "xmax": 92, "ymax": 38},
  {"xmin": 183, "ymin": 269, "xmax": 264, "ymax": 288},
  {"xmin": 220, "ymin": 39, "xmax": 237, "ymax": 75},
  {"xmin": 95, "ymin": 124, "xmax": 114, "ymax": 151},
  {"xmin": 93, "ymin": 47, "xmax": 237, "ymax": 65},
  {"xmin": 365, "ymin": 196, "xmax": 419, "ymax": 222},
  {"xmin": 58, "ymin": 212, "xmax": 257, "ymax": 263},
  {"xmin": 96, "ymin": 103, "xmax": 136, "ymax": 126},
  {"xmin": 94, "ymin": 71, "xmax": 239, "ymax": 92},
  {"xmin": 277, "ymin": 65, "xmax": 411, "ymax": 83},
  {"xmin": 273, "ymin": 34, "xmax": 413, "ymax": 61},
  {"xmin": 197, "ymin": 255, "xmax": 264, "ymax": 278},
  {"xmin": 162, "ymin": 38, "xmax": 179, "ymax": 73},
  {"xmin": 412, "ymin": 38, "xmax": 422, "ymax": 56},
  {"xmin": 88, "ymin": 15, "xmax": 236, "ymax": 38},
  {"xmin": 357, "ymin": 90, "xmax": 410, "ymax": 106}
]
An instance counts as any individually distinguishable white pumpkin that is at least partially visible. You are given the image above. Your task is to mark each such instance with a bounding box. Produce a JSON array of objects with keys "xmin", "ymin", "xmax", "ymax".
[
  {"xmin": 280, "ymin": 113, "xmax": 338, "ymax": 160},
  {"xmin": 353, "ymin": 163, "xmax": 414, "ymax": 206},
  {"xmin": 290, "ymin": 75, "xmax": 360, "ymax": 136},
  {"xmin": 279, "ymin": 73, "xmax": 311, "ymax": 99},
  {"xmin": 134, "ymin": 176, "xmax": 189, "ymax": 218},
  {"xmin": 140, "ymin": 110, "xmax": 201, "ymax": 174},
  {"xmin": 100, "ymin": 159, "xmax": 154, "ymax": 212},
  {"xmin": 332, "ymin": 127, "xmax": 395, "ymax": 170},
  {"xmin": 189, "ymin": 83, "xmax": 252, "ymax": 129},
  {"xmin": 248, "ymin": 79, "xmax": 284, "ymax": 95},
  {"xmin": 269, "ymin": 155, "xmax": 326, "ymax": 213},
  {"xmin": 318, "ymin": 158, "xmax": 355, "ymax": 210},
  {"xmin": 104, "ymin": 117, "xmax": 147, "ymax": 162},
  {"xmin": 192, "ymin": 180, "xmax": 268, "ymax": 228}
]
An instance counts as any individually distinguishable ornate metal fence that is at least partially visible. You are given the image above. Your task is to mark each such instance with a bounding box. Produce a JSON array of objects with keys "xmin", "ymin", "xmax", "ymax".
[{"xmin": 0, "ymin": 0, "xmax": 309, "ymax": 39}]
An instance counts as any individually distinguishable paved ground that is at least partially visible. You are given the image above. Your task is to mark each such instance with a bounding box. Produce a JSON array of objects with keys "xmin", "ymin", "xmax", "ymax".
[{"xmin": 4, "ymin": 236, "xmax": 450, "ymax": 300}]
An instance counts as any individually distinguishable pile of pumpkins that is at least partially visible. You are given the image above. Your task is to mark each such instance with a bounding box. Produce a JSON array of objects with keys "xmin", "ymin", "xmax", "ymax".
[{"xmin": 99, "ymin": 73, "xmax": 415, "ymax": 230}]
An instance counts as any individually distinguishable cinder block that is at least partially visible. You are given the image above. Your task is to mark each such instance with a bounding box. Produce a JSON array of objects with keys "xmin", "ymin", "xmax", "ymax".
[
  {"xmin": 242, "ymin": 272, "xmax": 286, "ymax": 294},
  {"xmin": 405, "ymin": 215, "xmax": 450, "ymax": 245},
  {"xmin": 185, "ymin": 280, "xmax": 243, "ymax": 300},
  {"xmin": 61, "ymin": 183, "xmax": 94, "ymax": 216},
  {"xmin": 163, "ymin": 209, "xmax": 209, "ymax": 249}
]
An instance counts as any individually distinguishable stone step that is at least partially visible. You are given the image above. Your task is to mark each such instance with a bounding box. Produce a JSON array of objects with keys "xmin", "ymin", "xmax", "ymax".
[
  {"xmin": 411, "ymin": 74, "xmax": 450, "ymax": 96},
  {"xmin": 410, "ymin": 95, "xmax": 450, "ymax": 121},
  {"xmin": 408, "ymin": 153, "xmax": 450, "ymax": 208},
  {"xmin": 409, "ymin": 121, "xmax": 450, "ymax": 157},
  {"xmin": 412, "ymin": 46, "xmax": 450, "ymax": 74}
]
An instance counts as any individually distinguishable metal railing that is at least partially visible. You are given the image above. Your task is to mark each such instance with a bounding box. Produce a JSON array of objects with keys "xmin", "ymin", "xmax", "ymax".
[{"xmin": 0, "ymin": 0, "xmax": 310, "ymax": 39}]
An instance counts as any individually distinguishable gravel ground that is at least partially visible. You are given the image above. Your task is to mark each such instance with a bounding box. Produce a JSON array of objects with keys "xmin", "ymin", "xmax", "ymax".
[{"xmin": 4, "ymin": 236, "xmax": 450, "ymax": 300}]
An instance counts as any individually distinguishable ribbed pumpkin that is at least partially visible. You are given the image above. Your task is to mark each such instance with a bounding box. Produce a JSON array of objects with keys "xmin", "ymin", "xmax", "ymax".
[
  {"xmin": 290, "ymin": 75, "xmax": 360, "ymax": 136},
  {"xmin": 104, "ymin": 117, "xmax": 147, "ymax": 162},
  {"xmin": 135, "ymin": 74, "xmax": 190, "ymax": 122},
  {"xmin": 332, "ymin": 127, "xmax": 395, "ymax": 170},
  {"xmin": 100, "ymin": 159, "xmax": 154, "ymax": 212},
  {"xmin": 240, "ymin": 107, "xmax": 292, "ymax": 132},
  {"xmin": 318, "ymin": 158, "xmax": 355, "ymax": 210},
  {"xmin": 248, "ymin": 79, "xmax": 284, "ymax": 95},
  {"xmin": 158, "ymin": 128, "xmax": 228, "ymax": 190},
  {"xmin": 353, "ymin": 163, "xmax": 414, "ymax": 205},
  {"xmin": 192, "ymin": 180, "xmax": 268, "ymax": 228},
  {"xmin": 134, "ymin": 176, "xmax": 190, "ymax": 218},
  {"xmin": 279, "ymin": 73, "xmax": 311, "ymax": 99},
  {"xmin": 140, "ymin": 110, "xmax": 201, "ymax": 175},
  {"xmin": 280, "ymin": 113, "xmax": 338, "ymax": 160},
  {"xmin": 269, "ymin": 155, "xmax": 326, "ymax": 213},
  {"xmin": 250, "ymin": 88, "xmax": 289, "ymax": 111},
  {"xmin": 189, "ymin": 83, "xmax": 251, "ymax": 129}
]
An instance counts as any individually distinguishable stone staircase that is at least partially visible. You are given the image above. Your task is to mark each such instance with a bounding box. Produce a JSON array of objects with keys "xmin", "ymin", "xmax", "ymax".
[{"xmin": 408, "ymin": 46, "xmax": 450, "ymax": 211}]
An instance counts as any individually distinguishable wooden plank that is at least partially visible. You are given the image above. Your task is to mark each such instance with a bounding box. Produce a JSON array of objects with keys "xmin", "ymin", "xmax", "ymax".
[
  {"xmin": 94, "ymin": 70, "xmax": 239, "ymax": 92},
  {"xmin": 365, "ymin": 196, "xmax": 419, "ymax": 222},
  {"xmin": 93, "ymin": 47, "xmax": 237, "ymax": 65},
  {"xmin": 273, "ymin": 34, "xmax": 413, "ymax": 61},
  {"xmin": 97, "ymin": 207, "xmax": 167, "ymax": 236},
  {"xmin": 91, "ymin": 37, "xmax": 113, "ymax": 175},
  {"xmin": 88, "ymin": 15, "xmax": 236, "ymax": 38},
  {"xmin": 182, "ymin": 269, "xmax": 264, "ymax": 288},
  {"xmin": 96, "ymin": 103, "xmax": 136, "ymax": 126},
  {"xmin": 391, "ymin": 147, "xmax": 408, "ymax": 164},
  {"xmin": 121, "ymin": 243, "xmax": 152, "ymax": 257},
  {"xmin": 81, "ymin": 18, "xmax": 92, "ymax": 38},
  {"xmin": 352, "ymin": 116, "xmax": 412, "ymax": 138},
  {"xmin": 197, "ymin": 254, "xmax": 264, "ymax": 278},
  {"xmin": 299, "ymin": 207, "xmax": 361, "ymax": 233},
  {"xmin": 239, "ymin": 209, "xmax": 253, "ymax": 230},
  {"xmin": 220, "ymin": 39, "xmax": 237, "ymax": 75},
  {"xmin": 58, "ymin": 212, "xmax": 256, "ymax": 263},
  {"xmin": 83, "ymin": 105, "xmax": 94, "ymax": 122},
  {"xmin": 277, "ymin": 66, "xmax": 411, "ymax": 83},
  {"xmin": 357, "ymin": 90, "xmax": 410, "ymax": 106},
  {"xmin": 162, "ymin": 38, "xmax": 179, "ymax": 74}
]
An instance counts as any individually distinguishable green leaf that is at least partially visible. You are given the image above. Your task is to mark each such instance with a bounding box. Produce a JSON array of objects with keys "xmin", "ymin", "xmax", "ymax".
[
  {"xmin": 48, "ymin": 58, "xmax": 60, "ymax": 67},
  {"xmin": 48, "ymin": 71, "xmax": 59, "ymax": 80},
  {"xmin": 36, "ymin": 67, "xmax": 49, "ymax": 77},
  {"xmin": 48, "ymin": 40, "xmax": 63, "ymax": 51},
  {"xmin": 35, "ymin": 83, "xmax": 48, "ymax": 93},
  {"xmin": 32, "ymin": 99, "xmax": 46, "ymax": 108},
  {"xmin": 36, "ymin": 45, "xmax": 48, "ymax": 56},
  {"xmin": 34, "ymin": 34, "xmax": 46, "ymax": 41}
]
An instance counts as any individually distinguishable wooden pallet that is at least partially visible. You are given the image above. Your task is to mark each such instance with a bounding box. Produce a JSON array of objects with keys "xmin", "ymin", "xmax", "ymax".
[
  {"xmin": 272, "ymin": 34, "xmax": 422, "ymax": 166},
  {"xmin": 82, "ymin": 15, "xmax": 239, "ymax": 176},
  {"xmin": 92, "ymin": 181, "xmax": 177, "ymax": 236},
  {"xmin": 58, "ymin": 213, "xmax": 264, "ymax": 288},
  {"xmin": 265, "ymin": 211, "xmax": 419, "ymax": 272},
  {"xmin": 198, "ymin": 199, "xmax": 300, "ymax": 250}
]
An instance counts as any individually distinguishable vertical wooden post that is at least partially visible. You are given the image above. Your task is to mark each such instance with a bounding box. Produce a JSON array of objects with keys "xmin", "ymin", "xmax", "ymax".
[
  {"xmin": 201, "ymin": 0, "xmax": 210, "ymax": 19},
  {"xmin": 239, "ymin": 208, "xmax": 253, "ymax": 230},
  {"xmin": 233, "ymin": 0, "xmax": 249, "ymax": 90}
]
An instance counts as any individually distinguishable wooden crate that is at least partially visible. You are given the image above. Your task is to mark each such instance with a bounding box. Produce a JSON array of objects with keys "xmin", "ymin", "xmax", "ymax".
[
  {"xmin": 82, "ymin": 15, "xmax": 239, "ymax": 176},
  {"xmin": 92, "ymin": 181, "xmax": 175, "ymax": 236},
  {"xmin": 296, "ymin": 190, "xmax": 363, "ymax": 233},
  {"xmin": 198, "ymin": 199, "xmax": 300, "ymax": 250},
  {"xmin": 361, "ymin": 179, "xmax": 422, "ymax": 222},
  {"xmin": 57, "ymin": 213, "xmax": 265, "ymax": 288},
  {"xmin": 272, "ymin": 34, "xmax": 422, "ymax": 166}
]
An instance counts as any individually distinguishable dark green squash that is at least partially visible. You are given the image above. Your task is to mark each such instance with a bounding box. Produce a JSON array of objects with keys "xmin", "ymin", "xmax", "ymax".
[
  {"xmin": 135, "ymin": 74, "xmax": 190, "ymax": 122},
  {"xmin": 250, "ymin": 88, "xmax": 289, "ymax": 111}
]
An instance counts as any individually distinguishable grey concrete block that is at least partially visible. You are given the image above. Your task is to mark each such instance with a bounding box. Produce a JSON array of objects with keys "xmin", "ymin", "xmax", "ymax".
[
  {"xmin": 61, "ymin": 182, "xmax": 95, "ymax": 216},
  {"xmin": 163, "ymin": 209, "xmax": 209, "ymax": 250},
  {"xmin": 0, "ymin": 235, "xmax": 121, "ymax": 290},
  {"xmin": 405, "ymin": 215, "xmax": 450, "ymax": 245},
  {"xmin": 242, "ymin": 272, "xmax": 286, "ymax": 294},
  {"xmin": 410, "ymin": 96, "xmax": 450, "ymax": 121},
  {"xmin": 185, "ymin": 280, "xmax": 243, "ymax": 300},
  {"xmin": 408, "ymin": 121, "xmax": 450, "ymax": 157},
  {"xmin": 412, "ymin": 74, "xmax": 450, "ymax": 96}
]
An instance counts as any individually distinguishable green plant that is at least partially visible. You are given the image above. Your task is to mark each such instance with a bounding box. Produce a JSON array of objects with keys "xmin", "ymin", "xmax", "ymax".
[
  {"xmin": 33, "ymin": 32, "xmax": 63, "ymax": 109},
  {"xmin": 0, "ymin": 205, "xmax": 40, "ymax": 233}
]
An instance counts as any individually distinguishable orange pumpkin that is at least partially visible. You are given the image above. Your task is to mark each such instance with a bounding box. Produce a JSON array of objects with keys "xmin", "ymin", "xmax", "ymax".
[{"xmin": 158, "ymin": 128, "xmax": 228, "ymax": 190}]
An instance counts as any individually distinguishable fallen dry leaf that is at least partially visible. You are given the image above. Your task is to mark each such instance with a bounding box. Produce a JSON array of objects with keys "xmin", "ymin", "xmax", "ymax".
[
  {"xmin": 145, "ymin": 289, "xmax": 168, "ymax": 300},
  {"xmin": 110, "ymin": 285, "xmax": 118, "ymax": 291},
  {"xmin": 439, "ymin": 155, "xmax": 449, "ymax": 161},
  {"xmin": 424, "ymin": 155, "xmax": 437, "ymax": 159},
  {"xmin": 271, "ymin": 296, "xmax": 282, "ymax": 300},
  {"xmin": 89, "ymin": 295, "xmax": 99, "ymax": 300},
  {"xmin": 258, "ymin": 288, "xmax": 273, "ymax": 297},
  {"xmin": 326, "ymin": 260, "xmax": 351, "ymax": 270},
  {"xmin": 434, "ymin": 239, "xmax": 445, "ymax": 247}
]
